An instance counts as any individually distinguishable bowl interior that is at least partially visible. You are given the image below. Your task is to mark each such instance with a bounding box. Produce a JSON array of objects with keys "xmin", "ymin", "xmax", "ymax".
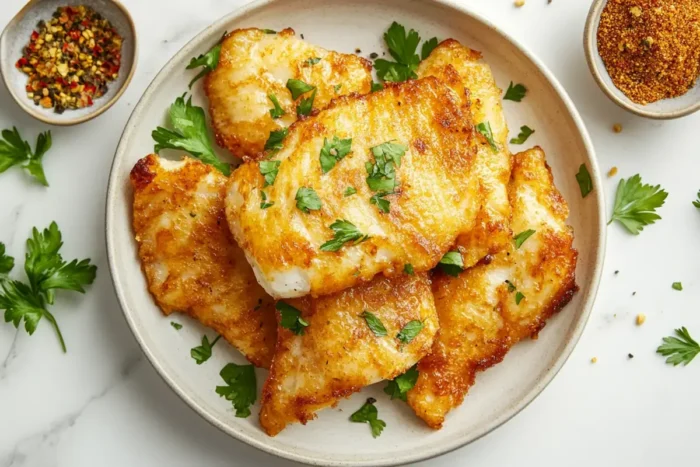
[
  {"xmin": 585, "ymin": 0, "xmax": 700, "ymax": 119},
  {"xmin": 106, "ymin": 0, "xmax": 604, "ymax": 465},
  {"xmin": 0, "ymin": 0, "xmax": 136, "ymax": 125}
]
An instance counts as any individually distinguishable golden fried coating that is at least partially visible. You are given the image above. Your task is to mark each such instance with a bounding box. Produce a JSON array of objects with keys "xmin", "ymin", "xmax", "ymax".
[
  {"xmin": 205, "ymin": 28, "xmax": 373, "ymax": 161},
  {"xmin": 259, "ymin": 273, "xmax": 438, "ymax": 436},
  {"xmin": 418, "ymin": 39, "xmax": 513, "ymax": 269},
  {"xmin": 225, "ymin": 77, "xmax": 481, "ymax": 299},
  {"xmin": 130, "ymin": 155, "xmax": 277, "ymax": 368},
  {"xmin": 407, "ymin": 147, "xmax": 578, "ymax": 429}
]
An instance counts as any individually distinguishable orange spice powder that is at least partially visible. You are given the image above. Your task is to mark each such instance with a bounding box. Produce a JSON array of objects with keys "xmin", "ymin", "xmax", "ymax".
[{"xmin": 597, "ymin": 0, "xmax": 700, "ymax": 104}]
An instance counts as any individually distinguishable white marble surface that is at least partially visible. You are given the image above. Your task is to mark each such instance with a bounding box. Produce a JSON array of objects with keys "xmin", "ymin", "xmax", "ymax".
[{"xmin": 1, "ymin": 0, "xmax": 698, "ymax": 466}]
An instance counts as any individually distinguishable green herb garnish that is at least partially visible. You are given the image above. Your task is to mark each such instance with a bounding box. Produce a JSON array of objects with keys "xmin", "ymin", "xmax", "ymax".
[
  {"xmin": 295, "ymin": 187, "xmax": 322, "ymax": 213},
  {"xmin": 297, "ymin": 89, "xmax": 317, "ymax": 117},
  {"xmin": 350, "ymin": 397, "xmax": 386, "ymax": 438},
  {"xmin": 503, "ymin": 82, "xmax": 527, "ymax": 102},
  {"xmin": 304, "ymin": 57, "xmax": 321, "ymax": 66},
  {"xmin": 421, "ymin": 37, "xmax": 439, "ymax": 60},
  {"xmin": 320, "ymin": 219, "xmax": 369, "ymax": 252},
  {"xmin": 262, "ymin": 28, "xmax": 276, "ymax": 34},
  {"xmin": 672, "ymin": 282, "xmax": 683, "ymax": 291},
  {"xmin": 438, "ymin": 251, "xmax": 463, "ymax": 277},
  {"xmin": 286, "ymin": 79, "xmax": 316, "ymax": 100},
  {"xmin": 609, "ymin": 174, "xmax": 668, "ymax": 235},
  {"xmin": 403, "ymin": 263, "xmax": 414, "ymax": 275},
  {"xmin": 260, "ymin": 190, "xmax": 274, "ymax": 209},
  {"xmin": 0, "ymin": 222, "xmax": 96, "ymax": 353},
  {"xmin": 153, "ymin": 94, "xmax": 230, "ymax": 175},
  {"xmin": 384, "ymin": 365, "xmax": 418, "ymax": 401},
  {"xmin": 361, "ymin": 311, "xmax": 387, "ymax": 337},
  {"xmin": 191, "ymin": 335, "xmax": 222, "ymax": 364},
  {"xmin": 693, "ymin": 190, "xmax": 700, "ymax": 208},
  {"xmin": 366, "ymin": 141, "xmax": 407, "ymax": 192},
  {"xmin": 513, "ymin": 229, "xmax": 536, "ymax": 249},
  {"xmin": 0, "ymin": 127, "xmax": 51, "ymax": 186},
  {"xmin": 576, "ymin": 163, "xmax": 593, "ymax": 198},
  {"xmin": 264, "ymin": 128, "xmax": 288, "ymax": 152},
  {"xmin": 170, "ymin": 321, "xmax": 183, "ymax": 330},
  {"xmin": 510, "ymin": 125, "xmax": 535, "ymax": 145},
  {"xmin": 505, "ymin": 280, "xmax": 516, "ymax": 292},
  {"xmin": 396, "ymin": 320, "xmax": 423, "ymax": 344},
  {"xmin": 320, "ymin": 136, "xmax": 353, "ymax": 173},
  {"xmin": 657, "ymin": 327, "xmax": 700, "ymax": 366},
  {"xmin": 515, "ymin": 291, "xmax": 525, "ymax": 305},
  {"xmin": 344, "ymin": 186, "xmax": 357, "ymax": 197},
  {"xmin": 371, "ymin": 81, "xmax": 384, "ymax": 92},
  {"xmin": 374, "ymin": 22, "xmax": 434, "ymax": 82},
  {"xmin": 370, "ymin": 191, "xmax": 396, "ymax": 213},
  {"xmin": 334, "ymin": 84, "xmax": 342, "ymax": 93},
  {"xmin": 186, "ymin": 34, "xmax": 224, "ymax": 88},
  {"xmin": 277, "ymin": 301, "xmax": 309, "ymax": 335},
  {"xmin": 268, "ymin": 94, "xmax": 285, "ymax": 119},
  {"xmin": 476, "ymin": 122, "xmax": 497, "ymax": 152},
  {"xmin": 259, "ymin": 160, "xmax": 281, "ymax": 187},
  {"xmin": 215, "ymin": 363, "xmax": 257, "ymax": 417}
]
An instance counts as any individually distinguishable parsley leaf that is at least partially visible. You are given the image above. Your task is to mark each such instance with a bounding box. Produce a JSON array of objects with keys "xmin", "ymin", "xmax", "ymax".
[
  {"xmin": 334, "ymin": 84, "xmax": 342, "ymax": 93},
  {"xmin": 657, "ymin": 327, "xmax": 700, "ymax": 366},
  {"xmin": 515, "ymin": 291, "xmax": 525, "ymax": 305},
  {"xmin": 276, "ymin": 301, "xmax": 309, "ymax": 335},
  {"xmin": 350, "ymin": 397, "xmax": 386, "ymax": 438},
  {"xmin": 371, "ymin": 141, "xmax": 407, "ymax": 167},
  {"xmin": 259, "ymin": 160, "xmax": 281, "ymax": 187},
  {"xmin": 191, "ymin": 335, "xmax": 221, "ymax": 365},
  {"xmin": 295, "ymin": 187, "xmax": 322, "ymax": 213},
  {"xmin": 366, "ymin": 141, "xmax": 407, "ymax": 192},
  {"xmin": 186, "ymin": 33, "xmax": 224, "ymax": 88},
  {"xmin": 262, "ymin": 28, "xmax": 276, "ymax": 34},
  {"xmin": 384, "ymin": 365, "xmax": 418, "ymax": 401},
  {"xmin": 0, "ymin": 127, "xmax": 51, "ymax": 186},
  {"xmin": 513, "ymin": 229, "xmax": 536, "ymax": 249},
  {"xmin": 320, "ymin": 219, "xmax": 369, "ymax": 252},
  {"xmin": 438, "ymin": 251, "xmax": 463, "ymax": 277},
  {"xmin": 286, "ymin": 79, "xmax": 315, "ymax": 100},
  {"xmin": 421, "ymin": 37, "xmax": 439, "ymax": 60},
  {"xmin": 320, "ymin": 136, "xmax": 353, "ymax": 173},
  {"xmin": 693, "ymin": 190, "xmax": 700, "ymax": 208},
  {"xmin": 297, "ymin": 89, "xmax": 317, "ymax": 117},
  {"xmin": 170, "ymin": 321, "xmax": 183, "ymax": 330},
  {"xmin": 0, "ymin": 222, "xmax": 96, "ymax": 352},
  {"xmin": 304, "ymin": 57, "xmax": 321, "ymax": 66},
  {"xmin": 152, "ymin": 95, "xmax": 230, "ymax": 175},
  {"xmin": 361, "ymin": 311, "xmax": 387, "ymax": 337},
  {"xmin": 576, "ymin": 164, "xmax": 593, "ymax": 198},
  {"xmin": 264, "ymin": 128, "xmax": 288, "ymax": 152},
  {"xmin": 609, "ymin": 174, "xmax": 668, "ymax": 235},
  {"xmin": 374, "ymin": 22, "xmax": 421, "ymax": 82},
  {"xmin": 396, "ymin": 320, "xmax": 423, "ymax": 344},
  {"xmin": 503, "ymin": 82, "xmax": 527, "ymax": 102},
  {"xmin": 215, "ymin": 363, "xmax": 257, "ymax": 417},
  {"xmin": 344, "ymin": 186, "xmax": 357, "ymax": 197},
  {"xmin": 370, "ymin": 191, "xmax": 396, "ymax": 213},
  {"xmin": 371, "ymin": 81, "xmax": 384, "ymax": 93},
  {"xmin": 505, "ymin": 280, "xmax": 517, "ymax": 293},
  {"xmin": 672, "ymin": 282, "xmax": 683, "ymax": 291},
  {"xmin": 510, "ymin": 125, "xmax": 535, "ymax": 145},
  {"xmin": 260, "ymin": 190, "xmax": 274, "ymax": 209},
  {"xmin": 476, "ymin": 122, "xmax": 497, "ymax": 152},
  {"xmin": 403, "ymin": 263, "xmax": 414, "ymax": 275},
  {"xmin": 268, "ymin": 94, "xmax": 285, "ymax": 119}
]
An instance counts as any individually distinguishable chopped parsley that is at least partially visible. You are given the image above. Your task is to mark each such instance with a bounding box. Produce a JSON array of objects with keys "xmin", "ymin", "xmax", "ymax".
[
  {"xmin": 297, "ymin": 88, "xmax": 317, "ymax": 117},
  {"xmin": 509, "ymin": 125, "xmax": 535, "ymax": 145},
  {"xmin": 344, "ymin": 186, "xmax": 357, "ymax": 197},
  {"xmin": 262, "ymin": 28, "xmax": 276, "ymax": 34},
  {"xmin": 693, "ymin": 190, "xmax": 700, "ymax": 208},
  {"xmin": 170, "ymin": 321, "xmax": 183, "ymax": 330},
  {"xmin": 320, "ymin": 136, "xmax": 352, "ymax": 173},
  {"xmin": 515, "ymin": 291, "xmax": 525, "ymax": 305},
  {"xmin": 286, "ymin": 79, "xmax": 316, "ymax": 100},
  {"xmin": 268, "ymin": 94, "xmax": 285, "ymax": 119},
  {"xmin": 657, "ymin": 327, "xmax": 699, "ymax": 366},
  {"xmin": 503, "ymin": 82, "xmax": 527, "ymax": 102},
  {"xmin": 277, "ymin": 301, "xmax": 309, "ymax": 335},
  {"xmin": 360, "ymin": 311, "xmax": 387, "ymax": 337},
  {"xmin": 609, "ymin": 174, "xmax": 667, "ymax": 235},
  {"xmin": 370, "ymin": 191, "xmax": 396, "ymax": 213},
  {"xmin": 371, "ymin": 81, "xmax": 384, "ymax": 92},
  {"xmin": 396, "ymin": 320, "xmax": 423, "ymax": 344},
  {"xmin": 295, "ymin": 187, "xmax": 322, "ymax": 213},
  {"xmin": 476, "ymin": 122, "xmax": 497, "ymax": 152},
  {"xmin": 264, "ymin": 128, "xmax": 288, "ymax": 152},
  {"xmin": 505, "ymin": 280, "xmax": 517, "ymax": 293},
  {"xmin": 350, "ymin": 397, "xmax": 386, "ymax": 438},
  {"xmin": 513, "ymin": 229, "xmax": 536, "ymax": 249},
  {"xmin": 304, "ymin": 57, "xmax": 321, "ymax": 66},
  {"xmin": 421, "ymin": 37, "xmax": 439, "ymax": 60},
  {"xmin": 438, "ymin": 251, "xmax": 463, "ymax": 277},
  {"xmin": 384, "ymin": 365, "xmax": 418, "ymax": 401},
  {"xmin": 215, "ymin": 363, "xmax": 257, "ymax": 417},
  {"xmin": 576, "ymin": 163, "xmax": 593, "ymax": 198},
  {"xmin": 334, "ymin": 84, "xmax": 342, "ymax": 93},
  {"xmin": 260, "ymin": 190, "xmax": 274, "ymax": 209},
  {"xmin": 366, "ymin": 141, "xmax": 407, "ymax": 196},
  {"xmin": 404, "ymin": 263, "xmax": 414, "ymax": 275},
  {"xmin": 374, "ymin": 22, "xmax": 436, "ymax": 83},
  {"xmin": 320, "ymin": 219, "xmax": 369, "ymax": 252},
  {"xmin": 191, "ymin": 335, "xmax": 221, "ymax": 365},
  {"xmin": 672, "ymin": 282, "xmax": 683, "ymax": 291},
  {"xmin": 259, "ymin": 160, "xmax": 281, "ymax": 187}
]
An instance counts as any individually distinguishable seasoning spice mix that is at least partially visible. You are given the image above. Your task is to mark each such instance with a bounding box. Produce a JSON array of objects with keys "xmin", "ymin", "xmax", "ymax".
[
  {"xmin": 597, "ymin": 0, "xmax": 700, "ymax": 105},
  {"xmin": 15, "ymin": 5, "xmax": 123, "ymax": 113}
]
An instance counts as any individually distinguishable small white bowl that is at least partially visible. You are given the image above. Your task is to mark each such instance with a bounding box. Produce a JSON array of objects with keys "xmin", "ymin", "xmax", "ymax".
[
  {"xmin": 0, "ymin": 0, "xmax": 137, "ymax": 126},
  {"xmin": 584, "ymin": 0, "xmax": 700, "ymax": 119}
]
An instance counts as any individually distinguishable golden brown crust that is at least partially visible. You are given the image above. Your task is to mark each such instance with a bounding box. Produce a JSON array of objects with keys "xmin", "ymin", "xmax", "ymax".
[
  {"xmin": 407, "ymin": 147, "xmax": 578, "ymax": 429},
  {"xmin": 259, "ymin": 273, "xmax": 438, "ymax": 436},
  {"xmin": 204, "ymin": 27, "xmax": 372, "ymax": 161},
  {"xmin": 130, "ymin": 155, "xmax": 277, "ymax": 368}
]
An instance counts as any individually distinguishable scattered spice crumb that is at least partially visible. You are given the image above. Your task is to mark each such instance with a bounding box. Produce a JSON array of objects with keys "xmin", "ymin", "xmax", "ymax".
[
  {"xmin": 515, "ymin": 0, "xmax": 526, "ymax": 6},
  {"xmin": 591, "ymin": 357, "xmax": 598, "ymax": 363},
  {"xmin": 369, "ymin": 52, "xmax": 378, "ymax": 59},
  {"xmin": 636, "ymin": 313, "xmax": 646, "ymax": 325},
  {"xmin": 628, "ymin": 353, "xmax": 634, "ymax": 359},
  {"xmin": 632, "ymin": 291, "xmax": 637, "ymax": 296},
  {"xmin": 355, "ymin": 48, "xmax": 362, "ymax": 53},
  {"xmin": 614, "ymin": 270, "xmax": 620, "ymax": 275},
  {"xmin": 608, "ymin": 166, "xmax": 618, "ymax": 177},
  {"xmin": 300, "ymin": 33, "xmax": 304, "ymax": 39},
  {"xmin": 612, "ymin": 123, "xmax": 622, "ymax": 133}
]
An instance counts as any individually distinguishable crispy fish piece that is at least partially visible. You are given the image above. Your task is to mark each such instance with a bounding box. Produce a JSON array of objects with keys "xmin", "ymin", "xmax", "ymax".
[
  {"xmin": 205, "ymin": 28, "xmax": 373, "ymax": 161},
  {"xmin": 418, "ymin": 39, "xmax": 513, "ymax": 269},
  {"xmin": 407, "ymin": 147, "xmax": 578, "ymax": 429},
  {"xmin": 259, "ymin": 273, "xmax": 438, "ymax": 436},
  {"xmin": 225, "ymin": 77, "xmax": 480, "ymax": 299},
  {"xmin": 130, "ymin": 155, "xmax": 277, "ymax": 368}
]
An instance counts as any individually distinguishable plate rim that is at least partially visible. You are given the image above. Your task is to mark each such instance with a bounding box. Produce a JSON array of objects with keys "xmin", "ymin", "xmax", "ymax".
[{"xmin": 105, "ymin": 0, "xmax": 606, "ymax": 465}]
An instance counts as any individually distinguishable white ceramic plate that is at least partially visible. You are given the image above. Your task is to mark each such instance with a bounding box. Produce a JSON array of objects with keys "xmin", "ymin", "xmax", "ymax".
[{"xmin": 106, "ymin": 0, "xmax": 605, "ymax": 465}]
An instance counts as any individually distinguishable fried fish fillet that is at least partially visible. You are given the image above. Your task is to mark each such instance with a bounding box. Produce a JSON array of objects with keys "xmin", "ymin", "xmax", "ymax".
[
  {"xmin": 130, "ymin": 155, "xmax": 277, "ymax": 368},
  {"xmin": 259, "ymin": 273, "xmax": 438, "ymax": 436},
  {"xmin": 418, "ymin": 39, "xmax": 512, "ymax": 269},
  {"xmin": 205, "ymin": 28, "xmax": 373, "ymax": 161},
  {"xmin": 225, "ymin": 77, "xmax": 481, "ymax": 299},
  {"xmin": 406, "ymin": 147, "xmax": 578, "ymax": 429}
]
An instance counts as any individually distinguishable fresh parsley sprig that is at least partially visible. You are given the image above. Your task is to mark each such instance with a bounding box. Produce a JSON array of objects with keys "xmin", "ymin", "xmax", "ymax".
[
  {"xmin": 268, "ymin": 94, "xmax": 285, "ymax": 119},
  {"xmin": 0, "ymin": 127, "xmax": 52, "ymax": 186},
  {"xmin": 510, "ymin": 125, "xmax": 535, "ymax": 145},
  {"xmin": 657, "ymin": 327, "xmax": 700, "ymax": 366},
  {"xmin": 320, "ymin": 220, "xmax": 369, "ymax": 252},
  {"xmin": 476, "ymin": 122, "xmax": 497, "ymax": 152},
  {"xmin": 0, "ymin": 222, "xmax": 97, "ymax": 352},
  {"xmin": 152, "ymin": 94, "xmax": 230, "ymax": 175},
  {"xmin": 320, "ymin": 136, "xmax": 352, "ymax": 173},
  {"xmin": 277, "ymin": 301, "xmax": 309, "ymax": 336},
  {"xmin": 191, "ymin": 334, "xmax": 222, "ymax": 364},
  {"xmin": 295, "ymin": 187, "xmax": 322, "ymax": 213},
  {"xmin": 513, "ymin": 229, "xmax": 536, "ymax": 249},
  {"xmin": 503, "ymin": 82, "xmax": 527, "ymax": 102},
  {"xmin": 609, "ymin": 174, "xmax": 667, "ymax": 235},
  {"xmin": 216, "ymin": 363, "xmax": 257, "ymax": 417},
  {"xmin": 384, "ymin": 365, "xmax": 419, "ymax": 401},
  {"xmin": 186, "ymin": 32, "xmax": 226, "ymax": 88},
  {"xmin": 374, "ymin": 22, "xmax": 437, "ymax": 83},
  {"xmin": 350, "ymin": 397, "xmax": 386, "ymax": 438},
  {"xmin": 438, "ymin": 251, "xmax": 463, "ymax": 277},
  {"xmin": 365, "ymin": 141, "xmax": 407, "ymax": 213}
]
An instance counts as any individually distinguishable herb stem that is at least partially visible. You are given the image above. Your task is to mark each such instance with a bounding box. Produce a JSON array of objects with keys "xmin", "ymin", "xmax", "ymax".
[
  {"xmin": 211, "ymin": 335, "xmax": 222, "ymax": 347},
  {"xmin": 43, "ymin": 309, "xmax": 66, "ymax": 353}
]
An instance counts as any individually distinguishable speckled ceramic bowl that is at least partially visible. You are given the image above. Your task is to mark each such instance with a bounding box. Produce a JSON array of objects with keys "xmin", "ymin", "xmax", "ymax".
[
  {"xmin": 0, "ymin": 0, "xmax": 136, "ymax": 125},
  {"xmin": 584, "ymin": 0, "xmax": 700, "ymax": 119}
]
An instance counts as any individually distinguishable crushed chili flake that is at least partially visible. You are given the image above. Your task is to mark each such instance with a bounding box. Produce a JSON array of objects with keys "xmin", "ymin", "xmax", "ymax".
[
  {"xmin": 597, "ymin": 0, "xmax": 700, "ymax": 105},
  {"xmin": 15, "ymin": 5, "xmax": 123, "ymax": 113}
]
